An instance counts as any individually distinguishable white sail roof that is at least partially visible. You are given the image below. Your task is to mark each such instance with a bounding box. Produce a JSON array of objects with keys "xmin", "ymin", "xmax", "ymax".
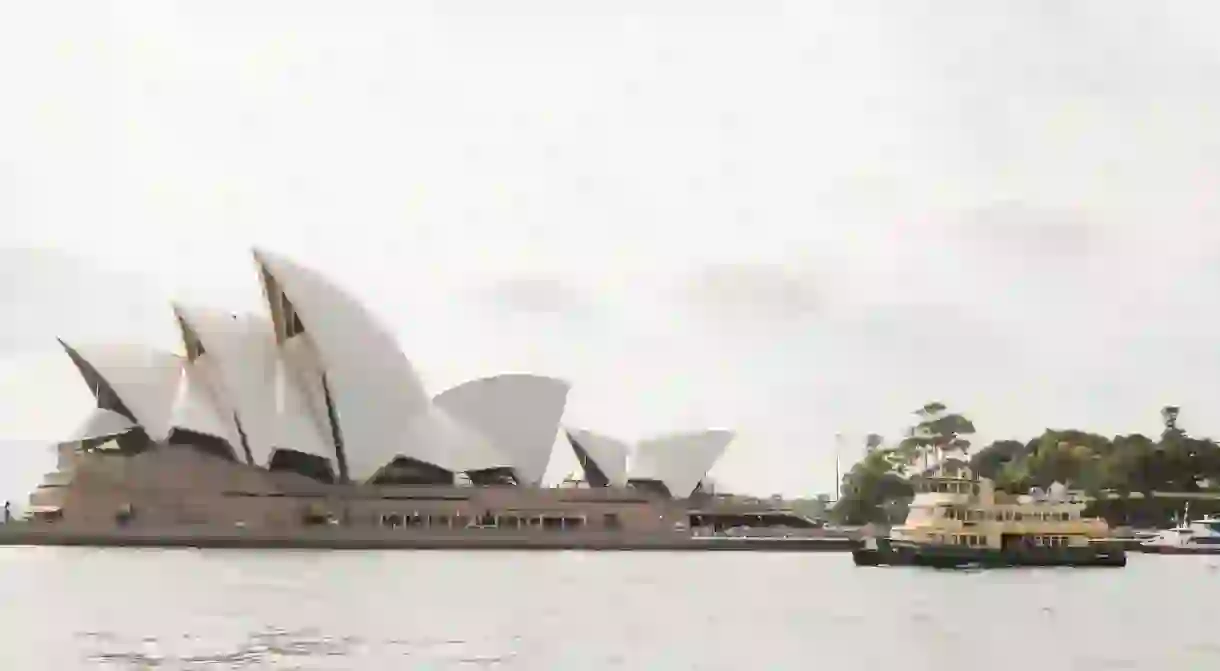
[
  {"xmin": 565, "ymin": 428, "xmax": 630, "ymax": 487},
  {"xmin": 58, "ymin": 341, "xmax": 183, "ymax": 441},
  {"xmin": 433, "ymin": 374, "xmax": 570, "ymax": 485},
  {"xmin": 63, "ymin": 408, "xmax": 137, "ymax": 442},
  {"xmin": 253, "ymin": 249, "xmax": 440, "ymax": 480},
  {"xmin": 628, "ymin": 429, "xmax": 736, "ymax": 498},
  {"xmin": 174, "ymin": 304, "xmax": 333, "ymax": 467},
  {"xmin": 404, "ymin": 405, "xmax": 513, "ymax": 473},
  {"xmin": 274, "ymin": 339, "xmax": 336, "ymax": 464},
  {"xmin": 168, "ymin": 358, "xmax": 240, "ymax": 447}
]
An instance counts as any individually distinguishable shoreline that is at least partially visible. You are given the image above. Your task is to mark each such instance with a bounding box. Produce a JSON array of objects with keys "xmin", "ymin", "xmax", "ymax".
[{"xmin": 0, "ymin": 526, "xmax": 858, "ymax": 552}]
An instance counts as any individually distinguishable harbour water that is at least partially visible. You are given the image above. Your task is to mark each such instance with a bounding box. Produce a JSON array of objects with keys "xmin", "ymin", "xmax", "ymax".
[{"xmin": 1, "ymin": 548, "xmax": 1215, "ymax": 670}]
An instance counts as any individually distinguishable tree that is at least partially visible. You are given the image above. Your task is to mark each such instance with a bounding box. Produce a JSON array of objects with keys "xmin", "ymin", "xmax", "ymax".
[
  {"xmin": 864, "ymin": 433, "xmax": 885, "ymax": 454},
  {"xmin": 832, "ymin": 449, "xmax": 913, "ymax": 525},
  {"xmin": 1161, "ymin": 405, "xmax": 1182, "ymax": 438},
  {"xmin": 898, "ymin": 401, "xmax": 976, "ymax": 471},
  {"xmin": 832, "ymin": 403, "xmax": 1220, "ymax": 528},
  {"xmin": 970, "ymin": 439, "xmax": 1026, "ymax": 480}
]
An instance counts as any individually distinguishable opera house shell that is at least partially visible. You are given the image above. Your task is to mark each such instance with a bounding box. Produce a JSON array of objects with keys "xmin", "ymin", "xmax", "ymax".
[{"xmin": 18, "ymin": 250, "xmax": 743, "ymax": 539}]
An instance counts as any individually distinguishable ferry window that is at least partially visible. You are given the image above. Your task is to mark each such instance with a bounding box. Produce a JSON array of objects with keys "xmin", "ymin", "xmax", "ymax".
[
  {"xmin": 499, "ymin": 515, "xmax": 522, "ymax": 529},
  {"xmin": 381, "ymin": 513, "xmax": 403, "ymax": 528}
]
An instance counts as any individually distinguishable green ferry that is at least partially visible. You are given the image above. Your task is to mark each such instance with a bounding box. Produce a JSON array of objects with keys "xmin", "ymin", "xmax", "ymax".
[{"xmin": 852, "ymin": 464, "xmax": 1126, "ymax": 569}]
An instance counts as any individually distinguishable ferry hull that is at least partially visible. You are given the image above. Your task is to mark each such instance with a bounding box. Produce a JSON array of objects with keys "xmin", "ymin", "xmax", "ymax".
[
  {"xmin": 853, "ymin": 539, "xmax": 1127, "ymax": 568},
  {"xmin": 1136, "ymin": 543, "xmax": 1220, "ymax": 555}
]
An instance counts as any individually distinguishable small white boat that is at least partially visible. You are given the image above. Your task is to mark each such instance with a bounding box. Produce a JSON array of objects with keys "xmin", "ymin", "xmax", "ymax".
[{"xmin": 1139, "ymin": 504, "xmax": 1220, "ymax": 554}]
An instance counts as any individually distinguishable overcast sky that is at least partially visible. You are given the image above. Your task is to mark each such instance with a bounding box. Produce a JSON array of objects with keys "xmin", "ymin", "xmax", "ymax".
[{"xmin": 3, "ymin": 1, "xmax": 1220, "ymax": 501}]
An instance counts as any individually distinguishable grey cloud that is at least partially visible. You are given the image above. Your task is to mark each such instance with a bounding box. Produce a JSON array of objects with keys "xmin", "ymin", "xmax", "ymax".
[
  {"xmin": 478, "ymin": 275, "xmax": 593, "ymax": 316},
  {"xmin": 835, "ymin": 300, "xmax": 1016, "ymax": 367},
  {"xmin": 680, "ymin": 262, "xmax": 823, "ymax": 324},
  {"xmin": 0, "ymin": 247, "xmax": 169, "ymax": 353},
  {"xmin": 954, "ymin": 201, "xmax": 1099, "ymax": 262}
]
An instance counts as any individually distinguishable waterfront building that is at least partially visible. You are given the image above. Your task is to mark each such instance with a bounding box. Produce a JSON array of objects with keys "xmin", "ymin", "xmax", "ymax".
[{"xmin": 21, "ymin": 250, "xmax": 753, "ymax": 536}]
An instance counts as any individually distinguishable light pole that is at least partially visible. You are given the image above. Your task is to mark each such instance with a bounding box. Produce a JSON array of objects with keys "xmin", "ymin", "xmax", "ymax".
[{"xmin": 833, "ymin": 432, "xmax": 845, "ymax": 503}]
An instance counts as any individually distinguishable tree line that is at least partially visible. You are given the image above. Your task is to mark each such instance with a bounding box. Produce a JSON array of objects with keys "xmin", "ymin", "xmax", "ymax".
[{"xmin": 832, "ymin": 402, "xmax": 1220, "ymax": 527}]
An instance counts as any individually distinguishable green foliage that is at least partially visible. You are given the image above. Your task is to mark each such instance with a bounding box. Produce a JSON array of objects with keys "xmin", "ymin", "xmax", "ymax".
[
  {"xmin": 896, "ymin": 401, "xmax": 977, "ymax": 471},
  {"xmin": 833, "ymin": 402, "xmax": 971, "ymax": 524},
  {"xmin": 835, "ymin": 449, "xmax": 914, "ymax": 524},
  {"xmin": 864, "ymin": 433, "xmax": 885, "ymax": 453},
  {"xmin": 831, "ymin": 403, "xmax": 1220, "ymax": 527}
]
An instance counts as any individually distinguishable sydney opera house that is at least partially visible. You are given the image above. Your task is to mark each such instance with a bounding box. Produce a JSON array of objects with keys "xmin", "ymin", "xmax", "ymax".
[{"xmin": 17, "ymin": 250, "xmax": 791, "ymax": 540}]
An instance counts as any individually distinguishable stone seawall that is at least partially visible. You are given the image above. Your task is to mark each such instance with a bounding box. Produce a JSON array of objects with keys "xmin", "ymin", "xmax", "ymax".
[{"xmin": 0, "ymin": 525, "xmax": 856, "ymax": 552}]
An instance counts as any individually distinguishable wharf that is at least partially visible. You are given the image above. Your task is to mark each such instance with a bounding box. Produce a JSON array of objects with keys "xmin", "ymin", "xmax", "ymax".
[{"xmin": 0, "ymin": 525, "xmax": 858, "ymax": 552}]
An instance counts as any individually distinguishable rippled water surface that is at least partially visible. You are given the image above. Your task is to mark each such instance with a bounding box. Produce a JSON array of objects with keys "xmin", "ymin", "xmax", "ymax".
[{"xmin": 1, "ymin": 548, "xmax": 1216, "ymax": 669}]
